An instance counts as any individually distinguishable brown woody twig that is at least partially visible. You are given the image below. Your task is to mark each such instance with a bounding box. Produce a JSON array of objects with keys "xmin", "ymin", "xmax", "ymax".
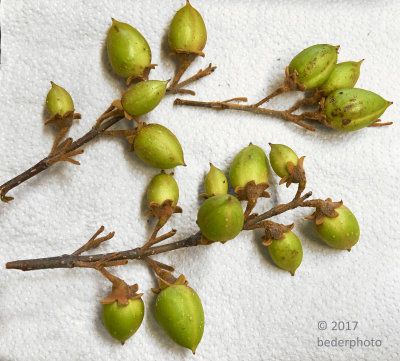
[{"xmin": 6, "ymin": 183, "xmax": 321, "ymax": 272}]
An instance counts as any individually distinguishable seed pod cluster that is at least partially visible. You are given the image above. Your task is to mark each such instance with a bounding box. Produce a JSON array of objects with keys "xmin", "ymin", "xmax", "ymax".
[
  {"xmin": 197, "ymin": 144, "xmax": 271, "ymax": 243},
  {"xmin": 289, "ymin": 44, "xmax": 392, "ymax": 131}
]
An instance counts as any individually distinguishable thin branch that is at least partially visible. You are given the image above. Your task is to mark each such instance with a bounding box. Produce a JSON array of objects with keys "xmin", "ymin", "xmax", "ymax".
[
  {"xmin": 167, "ymin": 63, "xmax": 217, "ymax": 95},
  {"xmin": 72, "ymin": 226, "xmax": 115, "ymax": 256},
  {"xmin": 0, "ymin": 110, "xmax": 124, "ymax": 203},
  {"xmin": 6, "ymin": 188, "xmax": 318, "ymax": 272},
  {"xmin": 174, "ymin": 97, "xmax": 317, "ymax": 131}
]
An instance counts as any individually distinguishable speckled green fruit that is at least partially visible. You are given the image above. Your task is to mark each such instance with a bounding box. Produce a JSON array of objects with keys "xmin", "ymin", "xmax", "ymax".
[
  {"xmin": 315, "ymin": 205, "xmax": 360, "ymax": 250},
  {"xmin": 133, "ymin": 124, "xmax": 185, "ymax": 169},
  {"xmin": 268, "ymin": 232, "xmax": 303, "ymax": 275},
  {"xmin": 269, "ymin": 144, "xmax": 299, "ymax": 178},
  {"xmin": 46, "ymin": 82, "xmax": 74, "ymax": 116},
  {"xmin": 204, "ymin": 164, "xmax": 228, "ymax": 196},
  {"xmin": 106, "ymin": 19, "xmax": 151, "ymax": 78},
  {"xmin": 197, "ymin": 194, "xmax": 244, "ymax": 242},
  {"xmin": 102, "ymin": 298, "xmax": 144, "ymax": 344},
  {"xmin": 320, "ymin": 60, "xmax": 362, "ymax": 94},
  {"xmin": 168, "ymin": 0, "xmax": 207, "ymax": 54},
  {"xmin": 229, "ymin": 144, "xmax": 269, "ymax": 189},
  {"xmin": 288, "ymin": 44, "xmax": 338, "ymax": 89},
  {"xmin": 147, "ymin": 173, "xmax": 179, "ymax": 206},
  {"xmin": 122, "ymin": 80, "xmax": 168, "ymax": 117},
  {"xmin": 325, "ymin": 88, "xmax": 392, "ymax": 131},
  {"xmin": 155, "ymin": 284, "xmax": 204, "ymax": 354}
]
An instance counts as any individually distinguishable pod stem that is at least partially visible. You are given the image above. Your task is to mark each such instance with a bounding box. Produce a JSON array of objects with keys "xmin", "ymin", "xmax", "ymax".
[
  {"xmin": 253, "ymin": 67, "xmax": 307, "ymax": 107},
  {"xmin": 167, "ymin": 55, "xmax": 217, "ymax": 95}
]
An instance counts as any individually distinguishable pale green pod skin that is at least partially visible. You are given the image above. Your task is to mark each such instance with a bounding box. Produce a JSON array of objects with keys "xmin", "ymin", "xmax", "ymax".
[
  {"xmin": 320, "ymin": 60, "xmax": 362, "ymax": 94},
  {"xmin": 325, "ymin": 88, "xmax": 392, "ymax": 131},
  {"xmin": 315, "ymin": 205, "xmax": 360, "ymax": 250},
  {"xmin": 106, "ymin": 19, "xmax": 151, "ymax": 78},
  {"xmin": 102, "ymin": 298, "xmax": 144, "ymax": 344},
  {"xmin": 269, "ymin": 144, "xmax": 299, "ymax": 178},
  {"xmin": 168, "ymin": 1, "xmax": 207, "ymax": 54},
  {"xmin": 155, "ymin": 285, "xmax": 204, "ymax": 354},
  {"xmin": 122, "ymin": 80, "xmax": 168, "ymax": 117},
  {"xmin": 133, "ymin": 124, "xmax": 185, "ymax": 169},
  {"xmin": 204, "ymin": 164, "xmax": 228, "ymax": 196},
  {"xmin": 197, "ymin": 194, "xmax": 244, "ymax": 242},
  {"xmin": 147, "ymin": 173, "xmax": 179, "ymax": 206},
  {"xmin": 46, "ymin": 82, "xmax": 74, "ymax": 116},
  {"xmin": 288, "ymin": 44, "xmax": 338, "ymax": 89},
  {"xmin": 268, "ymin": 232, "xmax": 303, "ymax": 275},
  {"xmin": 229, "ymin": 145, "xmax": 269, "ymax": 189}
]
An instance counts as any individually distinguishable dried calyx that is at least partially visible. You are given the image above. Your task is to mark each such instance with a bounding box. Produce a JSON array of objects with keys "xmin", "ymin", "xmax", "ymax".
[
  {"xmin": 99, "ymin": 269, "xmax": 145, "ymax": 345},
  {"xmin": 306, "ymin": 199, "xmax": 360, "ymax": 251}
]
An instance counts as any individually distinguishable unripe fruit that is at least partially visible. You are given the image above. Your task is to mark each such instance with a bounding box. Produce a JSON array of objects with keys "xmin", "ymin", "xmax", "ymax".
[
  {"xmin": 268, "ymin": 231, "xmax": 303, "ymax": 275},
  {"xmin": 155, "ymin": 284, "xmax": 204, "ymax": 354},
  {"xmin": 122, "ymin": 80, "xmax": 168, "ymax": 117},
  {"xmin": 147, "ymin": 173, "xmax": 179, "ymax": 206},
  {"xmin": 168, "ymin": 0, "xmax": 207, "ymax": 54},
  {"xmin": 197, "ymin": 194, "xmax": 244, "ymax": 242},
  {"xmin": 288, "ymin": 44, "xmax": 338, "ymax": 89},
  {"xmin": 315, "ymin": 205, "xmax": 360, "ymax": 250},
  {"xmin": 102, "ymin": 298, "xmax": 144, "ymax": 344},
  {"xmin": 229, "ymin": 144, "xmax": 269, "ymax": 189},
  {"xmin": 133, "ymin": 124, "xmax": 185, "ymax": 169},
  {"xmin": 106, "ymin": 18, "xmax": 151, "ymax": 78},
  {"xmin": 269, "ymin": 144, "xmax": 299, "ymax": 178},
  {"xmin": 320, "ymin": 60, "xmax": 362, "ymax": 94},
  {"xmin": 325, "ymin": 88, "xmax": 392, "ymax": 131},
  {"xmin": 204, "ymin": 164, "xmax": 228, "ymax": 196},
  {"xmin": 46, "ymin": 82, "xmax": 74, "ymax": 116}
]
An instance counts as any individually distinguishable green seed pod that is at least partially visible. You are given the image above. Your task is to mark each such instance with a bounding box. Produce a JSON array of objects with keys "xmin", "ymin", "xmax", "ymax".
[
  {"xmin": 133, "ymin": 124, "xmax": 185, "ymax": 169},
  {"xmin": 102, "ymin": 298, "xmax": 144, "ymax": 344},
  {"xmin": 122, "ymin": 80, "xmax": 168, "ymax": 117},
  {"xmin": 168, "ymin": 0, "xmax": 207, "ymax": 54},
  {"xmin": 46, "ymin": 82, "xmax": 74, "ymax": 117},
  {"xmin": 204, "ymin": 164, "xmax": 228, "ymax": 197},
  {"xmin": 147, "ymin": 173, "xmax": 179, "ymax": 206},
  {"xmin": 155, "ymin": 284, "xmax": 204, "ymax": 354},
  {"xmin": 197, "ymin": 194, "xmax": 244, "ymax": 242},
  {"xmin": 288, "ymin": 44, "xmax": 338, "ymax": 89},
  {"xmin": 106, "ymin": 18, "xmax": 151, "ymax": 78},
  {"xmin": 320, "ymin": 60, "xmax": 363, "ymax": 94},
  {"xmin": 229, "ymin": 144, "xmax": 269, "ymax": 189},
  {"xmin": 269, "ymin": 144, "xmax": 299, "ymax": 178},
  {"xmin": 268, "ymin": 231, "xmax": 303, "ymax": 275},
  {"xmin": 315, "ymin": 205, "xmax": 360, "ymax": 250},
  {"xmin": 325, "ymin": 88, "xmax": 392, "ymax": 131}
]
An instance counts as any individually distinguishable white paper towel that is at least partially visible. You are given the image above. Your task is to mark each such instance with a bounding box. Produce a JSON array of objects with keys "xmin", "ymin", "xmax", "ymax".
[{"xmin": 0, "ymin": 0, "xmax": 399, "ymax": 360}]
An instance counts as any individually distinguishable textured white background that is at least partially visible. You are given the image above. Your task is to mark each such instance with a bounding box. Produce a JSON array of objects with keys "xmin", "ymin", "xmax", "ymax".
[{"xmin": 0, "ymin": 0, "xmax": 399, "ymax": 360}]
